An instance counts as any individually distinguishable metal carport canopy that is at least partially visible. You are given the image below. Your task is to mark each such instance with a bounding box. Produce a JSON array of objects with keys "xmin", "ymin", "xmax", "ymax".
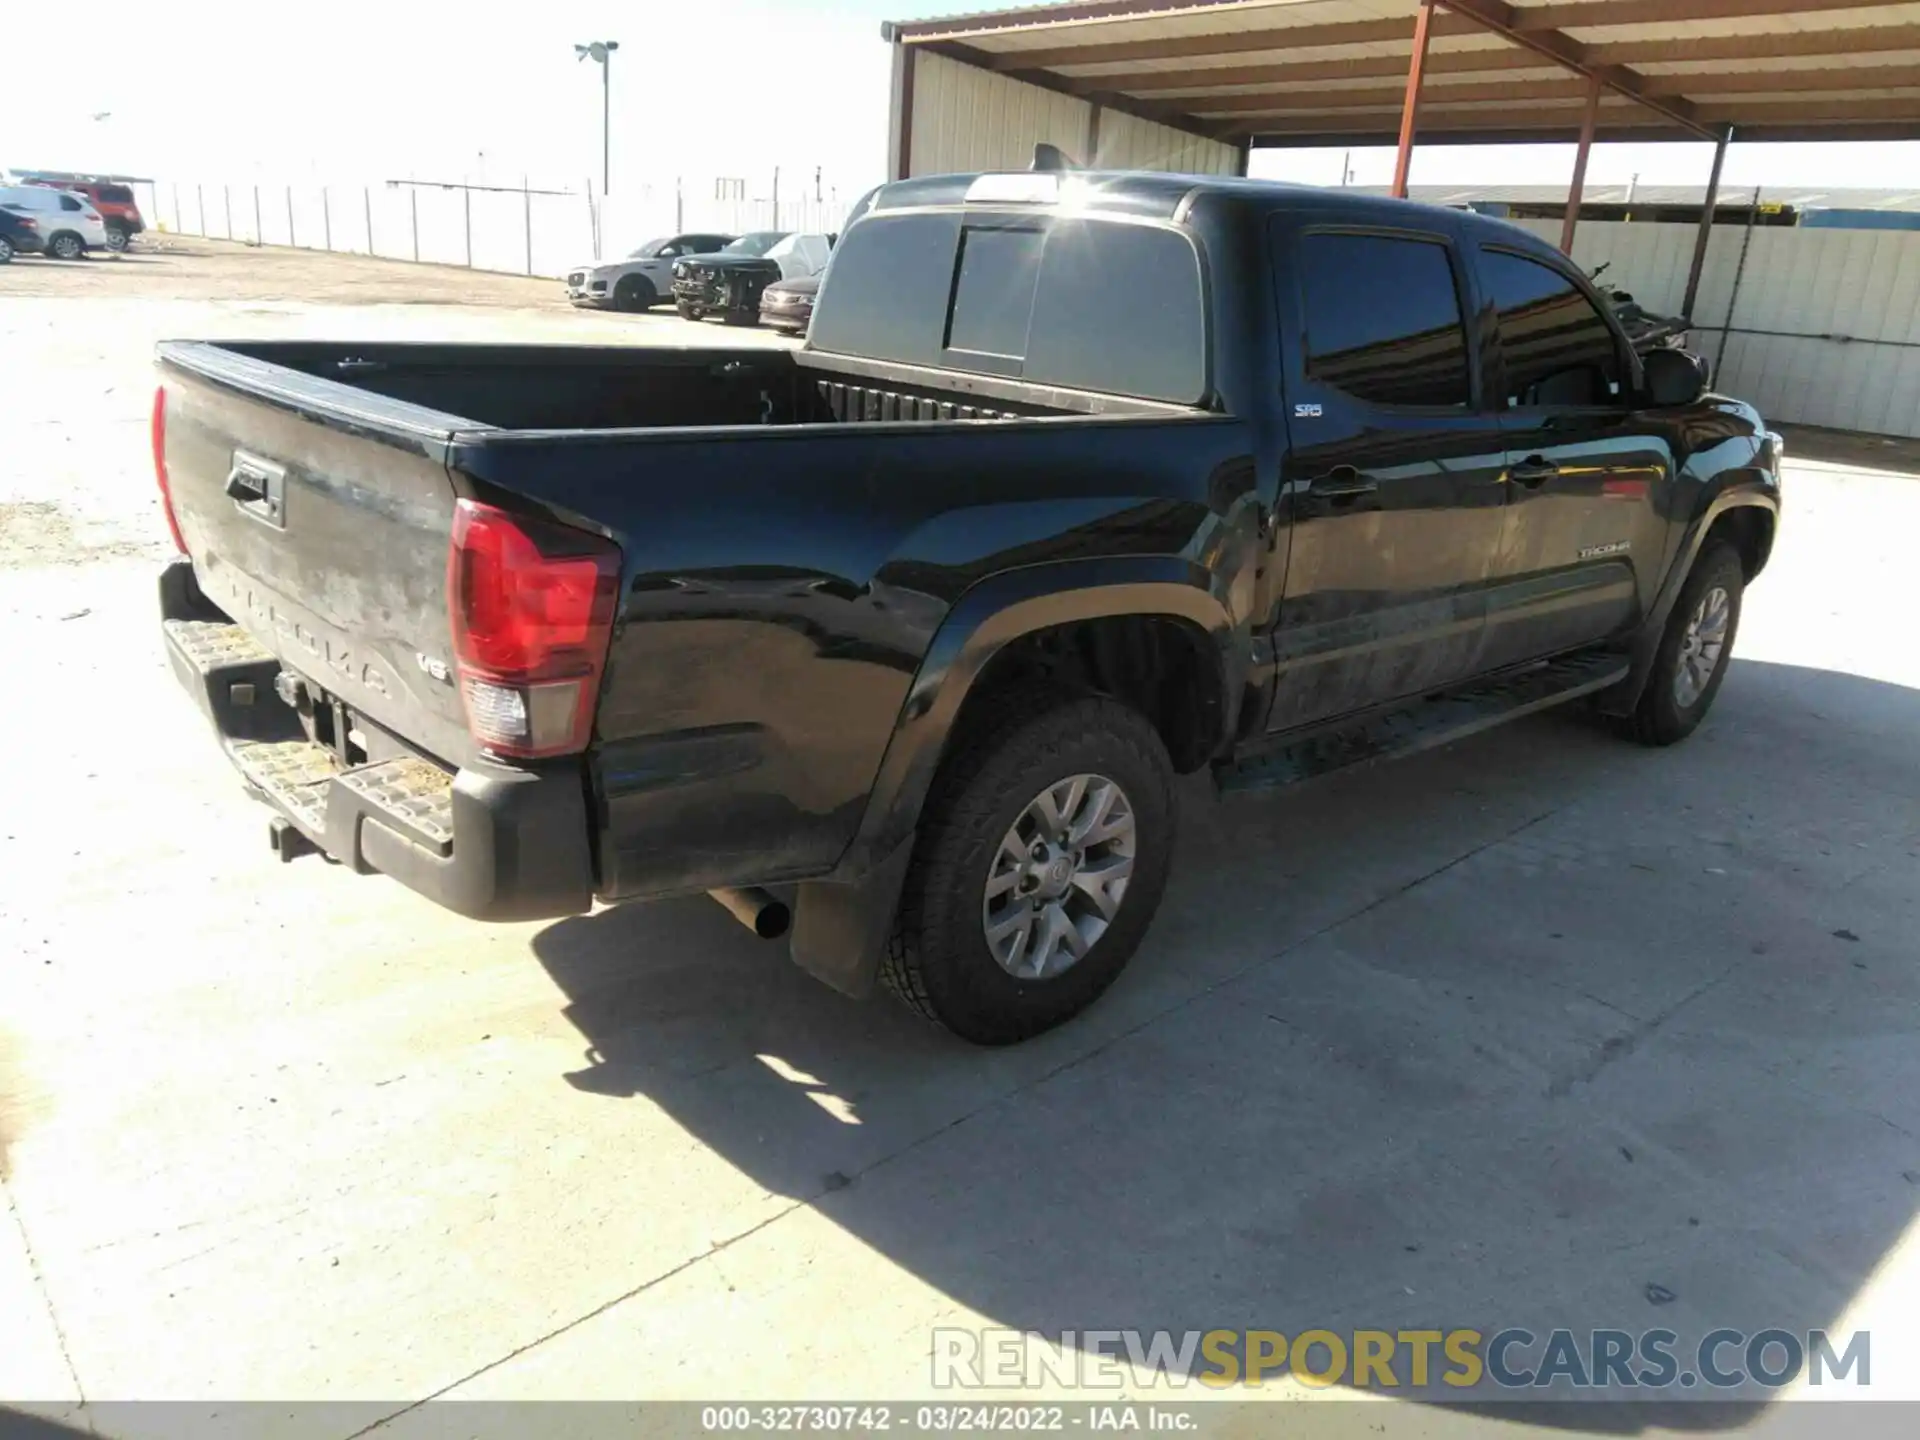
[{"xmin": 881, "ymin": 0, "xmax": 1920, "ymax": 149}]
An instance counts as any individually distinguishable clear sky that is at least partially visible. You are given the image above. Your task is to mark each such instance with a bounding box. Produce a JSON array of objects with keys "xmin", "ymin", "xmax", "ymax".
[{"xmin": 9, "ymin": 0, "xmax": 1918, "ymax": 201}]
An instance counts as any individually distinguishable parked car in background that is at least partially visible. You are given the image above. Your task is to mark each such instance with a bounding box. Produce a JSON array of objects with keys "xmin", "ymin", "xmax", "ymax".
[
  {"xmin": 758, "ymin": 274, "xmax": 819, "ymax": 335},
  {"xmin": 0, "ymin": 206, "xmax": 45, "ymax": 262},
  {"xmin": 0, "ymin": 186, "xmax": 108, "ymax": 259},
  {"xmin": 23, "ymin": 178, "xmax": 145, "ymax": 251},
  {"xmin": 672, "ymin": 231, "xmax": 834, "ymax": 323},
  {"xmin": 566, "ymin": 232, "xmax": 735, "ymax": 311}
]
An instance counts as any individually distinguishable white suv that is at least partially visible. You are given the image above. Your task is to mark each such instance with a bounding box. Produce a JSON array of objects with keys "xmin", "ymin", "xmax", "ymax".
[
  {"xmin": 0, "ymin": 186, "xmax": 110, "ymax": 259},
  {"xmin": 567, "ymin": 232, "xmax": 737, "ymax": 311}
]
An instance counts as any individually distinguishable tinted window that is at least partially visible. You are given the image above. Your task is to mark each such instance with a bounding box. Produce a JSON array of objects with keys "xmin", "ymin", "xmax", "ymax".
[
  {"xmin": 947, "ymin": 227, "xmax": 1043, "ymax": 358},
  {"xmin": 61, "ymin": 195, "xmax": 83, "ymax": 211},
  {"xmin": 806, "ymin": 211, "xmax": 959, "ymax": 366},
  {"xmin": 99, "ymin": 185, "xmax": 134, "ymax": 203},
  {"xmin": 1480, "ymin": 248, "xmax": 1621, "ymax": 408},
  {"xmin": 808, "ymin": 212, "xmax": 1205, "ymax": 404},
  {"xmin": 1026, "ymin": 222, "xmax": 1204, "ymax": 403},
  {"xmin": 1296, "ymin": 232, "xmax": 1470, "ymax": 408}
]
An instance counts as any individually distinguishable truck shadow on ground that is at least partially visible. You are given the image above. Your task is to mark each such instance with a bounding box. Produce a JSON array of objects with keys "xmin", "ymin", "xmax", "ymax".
[{"xmin": 532, "ymin": 658, "xmax": 1918, "ymax": 1424}]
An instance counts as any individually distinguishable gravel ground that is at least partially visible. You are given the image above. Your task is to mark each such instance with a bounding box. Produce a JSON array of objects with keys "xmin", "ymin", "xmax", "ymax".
[{"xmin": 0, "ymin": 237, "xmax": 791, "ymax": 567}]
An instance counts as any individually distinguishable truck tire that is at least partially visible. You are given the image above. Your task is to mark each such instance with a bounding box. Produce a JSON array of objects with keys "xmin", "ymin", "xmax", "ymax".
[
  {"xmin": 882, "ymin": 689, "xmax": 1176, "ymax": 1045},
  {"xmin": 675, "ymin": 301, "xmax": 703, "ymax": 321},
  {"xmin": 104, "ymin": 224, "xmax": 130, "ymax": 253},
  {"xmin": 1620, "ymin": 541, "xmax": 1744, "ymax": 746},
  {"xmin": 614, "ymin": 275, "xmax": 655, "ymax": 311}
]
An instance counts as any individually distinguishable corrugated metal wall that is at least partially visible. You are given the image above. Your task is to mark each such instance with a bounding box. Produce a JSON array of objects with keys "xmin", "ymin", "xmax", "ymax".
[
  {"xmin": 903, "ymin": 51, "xmax": 1238, "ymax": 180},
  {"xmin": 907, "ymin": 52, "xmax": 1092, "ymax": 178},
  {"xmin": 1514, "ymin": 218, "xmax": 1920, "ymax": 438},
  {"xmin": 1092, "ymin": 109, "xmax": 1239, "ymax": 176}
]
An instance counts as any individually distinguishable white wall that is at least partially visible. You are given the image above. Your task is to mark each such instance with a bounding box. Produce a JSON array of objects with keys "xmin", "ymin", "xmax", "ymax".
[
  {"xmin": 1515, "ymin": 217, "xmax": 1920, "ymax": 438},
  {"xmin": 907, "ymin": 52, "xmax": 1092, "ymax": 178},
  {"xmin": 153, "ymin": 178, "xmax": 855, "ymax": 276},
  {"xmin": 1093, "ymin": 109, "xmax": 1239, "ymax": 176},
  {"xmin": 902, "ymin": 50, "xmax": 1238, "ymax": 179}
]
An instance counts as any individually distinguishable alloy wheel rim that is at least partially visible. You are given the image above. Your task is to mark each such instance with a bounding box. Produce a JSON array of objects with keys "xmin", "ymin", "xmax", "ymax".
[
  {"xmin": 982, "ymin": 773, "xmax": 1136, "ymax": 981},
  {"xmin": 1674, "ymin": 584, "xmax": 1730, "ymax": 709}
]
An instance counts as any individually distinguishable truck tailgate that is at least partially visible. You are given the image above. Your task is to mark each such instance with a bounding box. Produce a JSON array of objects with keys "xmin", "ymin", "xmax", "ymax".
[{"xmin": 157, "ymin": 341, "xmax": 473, "ymax": 766}]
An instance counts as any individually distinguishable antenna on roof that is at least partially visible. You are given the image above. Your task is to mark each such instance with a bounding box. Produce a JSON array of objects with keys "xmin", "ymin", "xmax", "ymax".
[{"xmin": 1031, "ymin": 143, "xmax": 1079, "ymax": 173}]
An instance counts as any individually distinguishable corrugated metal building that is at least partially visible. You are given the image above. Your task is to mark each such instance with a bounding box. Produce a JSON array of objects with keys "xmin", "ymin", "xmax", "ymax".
[
  {"xmin": 1359, "ymin": 184, "xmax": 1920, "ymax": 230},
  {"xmin": 877, "ymin": 1, "xmax": 1920, "ymax": 438},
  {"xmin": 1514, "ymin": 218, "xmax": 1920, "ymax": 439},
  {"xmin": 890, "ymin": 47, "xmax": 1243, "ymax": 178}
]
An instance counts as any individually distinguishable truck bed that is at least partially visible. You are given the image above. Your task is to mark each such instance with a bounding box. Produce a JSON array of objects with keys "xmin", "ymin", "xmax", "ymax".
[
  {"xmin": 206, "ymin": 340, "xmax": 1193, "ymax": 433},
  {"xmin": 155, "ymin": 338, "xmax": 1242, "ymax": 908}
]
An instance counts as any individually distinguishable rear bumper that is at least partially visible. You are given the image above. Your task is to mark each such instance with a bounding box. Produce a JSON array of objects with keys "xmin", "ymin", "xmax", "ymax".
[
  {"xmin": 759, "ymin": 303, "xmax": 811, "ymax": 333},
  {"xmin": 160, "ymin": 559, "xmax": 594, "ymax": 922}
]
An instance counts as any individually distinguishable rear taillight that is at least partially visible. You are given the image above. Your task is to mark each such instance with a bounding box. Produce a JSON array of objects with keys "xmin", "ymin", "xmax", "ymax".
[
  {"xmin": 447, "ymin": 499, "xmax": 621, "ymax": 759},
  {"xmin": 150, "ymin": 387, "xmax": 187, "ymax": 554},
  {"xmin": 17, "ymin": 217, "xmax": 36, "ymax": 231}
]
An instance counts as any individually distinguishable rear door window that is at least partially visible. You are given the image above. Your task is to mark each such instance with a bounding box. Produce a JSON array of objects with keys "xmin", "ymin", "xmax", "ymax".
[
  {"xmin": 1479, "ymin": 248, "xmax": 1623, "ymax": 408},
  {"xmin": 1295, "ymin": 231, "xmax": 1472, "ymax": 409}
]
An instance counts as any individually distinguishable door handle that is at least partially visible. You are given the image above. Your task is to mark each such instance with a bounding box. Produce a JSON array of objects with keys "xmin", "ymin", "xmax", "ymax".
[
  {"xmin": 1508, "ymin": 455, "xmax": 1559, "ymax": 488},
  {"xmin": 1307, "ymin": 465, "xmax": 1380, "ymax": 501},
  {"xmin": 225, "ymin": 452, "xmax": 287, "ymax": 528}
]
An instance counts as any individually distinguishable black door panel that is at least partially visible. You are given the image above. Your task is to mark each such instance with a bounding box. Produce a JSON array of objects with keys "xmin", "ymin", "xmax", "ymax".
[
  {"xmin": 1475, "ymin": 246, "xmax": 1673, "ymax": 670},
  {"xmin": 1265, "ymin": 217, "xmax": 1508, "ymax": 734}
]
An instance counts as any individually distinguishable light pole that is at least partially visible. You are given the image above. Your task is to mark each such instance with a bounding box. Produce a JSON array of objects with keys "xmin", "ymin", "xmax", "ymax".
[{"xmin": 575, "ymin": 40, "xmax": 620, "ymax": 195}]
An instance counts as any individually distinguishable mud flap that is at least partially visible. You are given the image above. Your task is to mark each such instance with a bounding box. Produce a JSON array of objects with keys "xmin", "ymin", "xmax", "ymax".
[{"xmin": 788, "ymin": 830, "xmax": 916, "ymax": 999}]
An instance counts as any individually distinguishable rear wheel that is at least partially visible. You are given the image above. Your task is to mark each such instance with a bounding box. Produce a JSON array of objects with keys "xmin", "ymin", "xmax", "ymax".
[
  {"xmin": 1619, "ymin": 541, "xmax": 1744, "ymax": 746},
  {"xmin": 0, "ymin": 236, "xmax": 13, "ymax": 264},
  {"xmin": 675, "ymin": 301, "xmax": 703, "ymax": 321},
  {"xmin": 48, "ymin": 232, "xmax": 84, "ymax": 261},
  {"xmin": 104, "ymin": 224, "xmax": 129, "ymax": 253},
  {"xmin": 882, "ymin": 690, "xmax": 1176, "ymax": 1045},
  {"xmin": 613, "ymin": 275, "xmax": 655, "ymax": 311}
]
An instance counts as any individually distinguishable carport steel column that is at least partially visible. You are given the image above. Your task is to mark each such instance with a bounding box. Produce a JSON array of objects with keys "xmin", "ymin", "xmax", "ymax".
[
  {"xmin": 1391, "ymin": 0, "xmax": 1437, "ymax": 199},
  {"xmin": 1560, "ymin": 73, "xmax": 1603, "ymax": 255},
  {"xmin": 1682, "ymin": 127, "xmax": 1733, "ymax": 321}
]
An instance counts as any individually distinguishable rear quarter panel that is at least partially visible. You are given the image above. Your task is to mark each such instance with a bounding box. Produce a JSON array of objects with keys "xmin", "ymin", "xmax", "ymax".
[{"xmin": 450, "ymin": 414, "xmax": 1259, "ymax": 900}]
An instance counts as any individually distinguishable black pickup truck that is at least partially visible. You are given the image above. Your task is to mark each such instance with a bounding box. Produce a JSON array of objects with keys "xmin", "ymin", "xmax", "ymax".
[{"xmin": 154, "ymin": 169, "xmax": 1781, "ymax": 1044}]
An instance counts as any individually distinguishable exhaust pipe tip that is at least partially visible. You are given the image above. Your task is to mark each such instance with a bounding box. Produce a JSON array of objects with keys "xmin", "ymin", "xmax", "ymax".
[{"xmin": 709, "ymin": 886, "xmax": 791, "ymax": 940}]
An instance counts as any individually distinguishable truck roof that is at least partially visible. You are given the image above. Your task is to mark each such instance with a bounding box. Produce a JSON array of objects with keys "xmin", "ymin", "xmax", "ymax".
[{"xmin": 863, "ymin": 168, "xmax": 1557, "ymax": 255}]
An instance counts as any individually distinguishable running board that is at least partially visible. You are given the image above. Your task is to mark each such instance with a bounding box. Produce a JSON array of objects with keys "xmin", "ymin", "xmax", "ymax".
[{"xmin": 1216, "ymin": 650, "xmax": 1629, "ymax": 797}]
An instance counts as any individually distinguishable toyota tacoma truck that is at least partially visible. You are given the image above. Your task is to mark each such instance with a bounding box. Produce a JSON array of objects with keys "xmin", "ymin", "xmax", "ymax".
[{"xmin": 154, "ymin": 169, "xmax": 1781, "ymax": 1044}]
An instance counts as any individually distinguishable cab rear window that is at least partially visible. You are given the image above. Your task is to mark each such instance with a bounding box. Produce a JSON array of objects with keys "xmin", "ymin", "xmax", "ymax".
[{"xmin": 809, "ymin": 211, "xmax": 1206, "ymax": 405}]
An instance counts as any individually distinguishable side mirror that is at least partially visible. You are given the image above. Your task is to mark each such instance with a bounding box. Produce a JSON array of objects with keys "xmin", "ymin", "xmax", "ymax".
[{"xmin": 1642, "ymin": 348, "xmax": 1708, "ymax": 408}]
